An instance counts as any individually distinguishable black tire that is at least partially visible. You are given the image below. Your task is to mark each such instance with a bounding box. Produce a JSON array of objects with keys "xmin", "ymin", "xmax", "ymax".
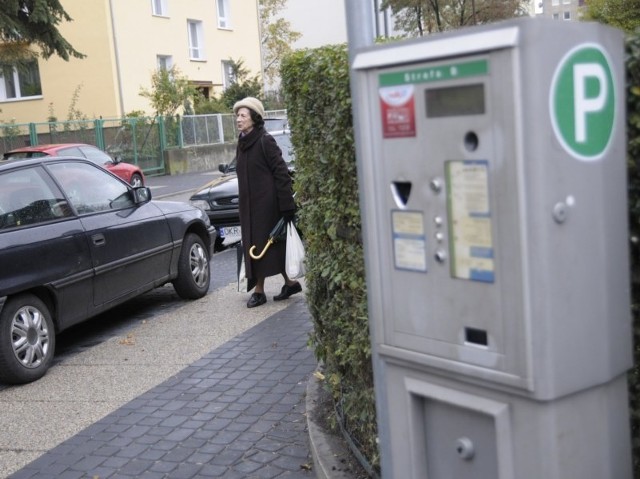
[
  {"xmin": 172, "ymin": 233, "xmax": 210, "ymax": 299},
  {"xmin": 0, "ymin": 294, "xmax": 56, "ymax": 384},
  {"xmin": 130, "ymin": 173, "xmax": 143, "ymax": 187}
]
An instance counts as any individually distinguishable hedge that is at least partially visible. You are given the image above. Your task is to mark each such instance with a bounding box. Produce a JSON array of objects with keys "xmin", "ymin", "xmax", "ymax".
[{"xmin": 281, "ymin": 28, "xmax": 640, "ymax": 476}]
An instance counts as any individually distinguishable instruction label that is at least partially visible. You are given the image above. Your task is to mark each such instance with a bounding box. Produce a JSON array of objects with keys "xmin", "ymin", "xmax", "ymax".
[
  {"xmin": 392, "ymin": 210, "xmax": 427, "ymax": 272},
  {"xmin": 446, "ymin": 160, "xmax": 495, "ymax": 283}
]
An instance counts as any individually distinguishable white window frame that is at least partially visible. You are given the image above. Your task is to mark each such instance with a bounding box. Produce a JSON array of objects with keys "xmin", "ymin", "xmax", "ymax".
[
  {"xmin": 221, "ymin": 60, "xmax": 235, "ymax": 89},
  {"xmin": 552, "ymin": 0, "xmax": 560, "ymax": 5},
  {"xmin": 0, "ymin": 62, "xmax": 42, "ymax": 102},
  {"xmin": 563, "ymin": 10, "xmax": 571, "ymax": 20},
  {"xmin": 157, "ymin": 55, "xmax": 173, "ymax": 71},
  {"xmin": 217, "ymin": 0, "xmax": 231, "ymax": 29},
  {"xmin": 188, "ymin": 20, "xmax": 205, "ymax": 60},
  {"xmin": 151, "ymin": 0, "xmax": 168, "ymax": 16}
]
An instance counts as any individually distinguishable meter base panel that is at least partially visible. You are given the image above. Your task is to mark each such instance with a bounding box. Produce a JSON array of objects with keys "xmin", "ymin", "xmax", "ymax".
[{"xmin": 383, "ymin": 360, "xmax": 631, "ymax": 479}]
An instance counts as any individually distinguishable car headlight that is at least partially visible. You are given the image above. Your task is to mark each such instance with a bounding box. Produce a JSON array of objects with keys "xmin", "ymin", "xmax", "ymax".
[{"xmin": 190, "ymin": 199, "xmax": 211, "ymax": 211}]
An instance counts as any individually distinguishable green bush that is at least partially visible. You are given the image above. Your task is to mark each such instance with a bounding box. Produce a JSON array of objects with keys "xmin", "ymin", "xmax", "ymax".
[
  {"xmin": 626, "ymin": 29, "xmax": 640, "ymax": 477},
  {"xmin": 281, "ymin": 29, "xmax": 640, "ymax": 476},
  {"xmin": 281, "ymin": 45, "xmax": 379, "ymax": 471}
]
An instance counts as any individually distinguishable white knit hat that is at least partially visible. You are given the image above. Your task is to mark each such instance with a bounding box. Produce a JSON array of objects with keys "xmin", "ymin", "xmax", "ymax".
[{"xmin": 233, "ymin": 97, "xmax": 265, "ymax": 119}]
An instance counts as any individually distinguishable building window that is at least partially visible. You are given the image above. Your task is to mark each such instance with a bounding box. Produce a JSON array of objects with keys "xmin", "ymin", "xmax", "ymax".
[
  {"xmin": 552, "ymin": 0, "xmax": 559, "ymax": 5},
  {"xmin": 0, "ymin": 61, "xmax": 42, "ymax": 101},
  {"xmin": 217, "ymin": 0, "xmax": 231, "ymax": 28},
  {"xmin": 157, "ymin": 55, "xmax": 173, "ymax": 71},
  {"xmin": 562, "ymin": 0, "xmax": 571, "ymax": 3},
  {"xmin": 151, "ymin": 0, "xmax": 168, "ymax": 16},
  {"xmin": 553, "ymin": 12, "xmax": 560, "ymax": 19},
  {"xmin": 188, "ymin": 20, "xmax": 205, "ymax": 60},
  {"xmin": 221, "ymin": 60, "xmax": 235, "ymax": 89},
  {"xmin": 563, "ymin": 11, "xmax": 571, "ymax": 20}
]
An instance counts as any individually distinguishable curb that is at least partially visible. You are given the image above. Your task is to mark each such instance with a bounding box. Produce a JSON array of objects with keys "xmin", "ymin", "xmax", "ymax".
[{"xmin": 306, "ymin": 373, "xmax": 367, "ymax": 478}]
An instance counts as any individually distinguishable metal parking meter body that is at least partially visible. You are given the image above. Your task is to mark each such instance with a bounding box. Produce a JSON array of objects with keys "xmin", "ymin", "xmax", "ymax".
[{"xmin": 352, "ymin": 18, "xmax": 632, "ymax": 478}]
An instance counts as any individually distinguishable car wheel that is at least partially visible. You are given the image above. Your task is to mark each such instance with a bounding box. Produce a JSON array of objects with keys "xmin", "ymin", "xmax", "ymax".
[
  {"xmin": 0, "ymin": 295, "xmax": 55, "ymax": 384},
  {"xmin": 172, "ymin": 233, "xmax": 210, "ymax": 299},
  {"xmin": 130, "ymin": 173, "xmax": 143, "ymax": 187}
]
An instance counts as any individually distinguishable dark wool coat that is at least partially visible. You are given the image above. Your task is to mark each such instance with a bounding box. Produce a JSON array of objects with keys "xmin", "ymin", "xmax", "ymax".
[{"xmin": 236, "ymin": 126, "xmax": 295, "ymax": 281}]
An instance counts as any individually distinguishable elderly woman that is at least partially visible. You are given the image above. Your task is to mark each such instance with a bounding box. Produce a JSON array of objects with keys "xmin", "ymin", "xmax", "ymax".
[{"xmin": 233, "ymin": 97, "xmax": 301, "ymax": 308}]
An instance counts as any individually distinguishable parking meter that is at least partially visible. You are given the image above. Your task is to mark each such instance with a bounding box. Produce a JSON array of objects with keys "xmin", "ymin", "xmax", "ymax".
[{"xmin": 352, "ymin": 18, "xmax": 632, "ymax": 478}]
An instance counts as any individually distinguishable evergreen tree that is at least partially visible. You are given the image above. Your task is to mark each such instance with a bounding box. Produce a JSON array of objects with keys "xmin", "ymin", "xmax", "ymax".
[
  {"xmin": 0, "ymin": 0, "xmax": 84, "ymax": 66},
  {"xmin": 220, "ymin": 59, "xmax": 262, "ymax": 110}
]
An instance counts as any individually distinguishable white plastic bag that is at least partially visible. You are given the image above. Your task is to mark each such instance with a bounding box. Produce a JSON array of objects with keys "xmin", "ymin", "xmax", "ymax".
[
  {"xmin": 237, "ymin": 245, "xmax": 249, "ymax": 292},
  {"xmin": 285, "ymin": 222, "xmax": 305, "ymax": 279},
  {"xmin": 237, "ymin": 244, "xmax": 256, "ymax": 293}
]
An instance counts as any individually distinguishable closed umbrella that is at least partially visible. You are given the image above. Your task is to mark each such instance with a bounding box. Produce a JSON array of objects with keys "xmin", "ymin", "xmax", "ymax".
[{"xmin": 249, "ymin": 217, "xmax": 287, "ymax": 259}]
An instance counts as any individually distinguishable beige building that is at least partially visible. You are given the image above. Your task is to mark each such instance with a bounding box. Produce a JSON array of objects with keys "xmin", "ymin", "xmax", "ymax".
[
  {"xmin": 0, "ymin": 0, "xmax": 262, "ymax": 125},
  {"xmin": 536, "ymin": 0, "xmax": 586, "ymax": 20}
]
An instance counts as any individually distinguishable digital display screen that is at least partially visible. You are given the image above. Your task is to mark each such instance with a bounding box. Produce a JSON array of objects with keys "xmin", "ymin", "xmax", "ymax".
[{"xmin": 425, "ymin": 84, "xmax": 485, "ymax": 118}]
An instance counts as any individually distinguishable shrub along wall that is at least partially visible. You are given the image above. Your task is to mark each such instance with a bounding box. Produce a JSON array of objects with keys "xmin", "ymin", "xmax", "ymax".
[
  {"xmin": 281, "ymin": 30, "xmax": 640, "ymax": 476},
  {"xmin": 280, "ymin": 45, "xmax": 379, "ymax": 471},
  {"xmin": 625, "ymin": 30, "xmax": 640, "ymax": 477}
]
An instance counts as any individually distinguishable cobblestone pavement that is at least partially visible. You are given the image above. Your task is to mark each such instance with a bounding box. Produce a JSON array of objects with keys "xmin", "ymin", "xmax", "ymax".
[{"xmin": 10, "ymin": 300, "xmax": 316, "ymax": 479}]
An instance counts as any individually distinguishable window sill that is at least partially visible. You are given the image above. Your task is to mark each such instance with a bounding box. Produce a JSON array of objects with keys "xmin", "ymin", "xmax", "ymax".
[{"xmin": 0, "ymin": 95, "xmax": 43, "ymax": 104}]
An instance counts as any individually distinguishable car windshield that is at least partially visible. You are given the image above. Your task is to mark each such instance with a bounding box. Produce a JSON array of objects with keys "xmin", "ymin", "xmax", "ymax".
[{"xmin": 48, "ymin": 161, "xmax": 133, "ymax": 214}]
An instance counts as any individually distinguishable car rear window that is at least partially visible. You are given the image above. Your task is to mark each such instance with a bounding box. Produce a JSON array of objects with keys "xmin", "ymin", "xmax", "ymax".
[{"xmin": 2, "ymin": 151, "xmax": 48, "ymax": 160}]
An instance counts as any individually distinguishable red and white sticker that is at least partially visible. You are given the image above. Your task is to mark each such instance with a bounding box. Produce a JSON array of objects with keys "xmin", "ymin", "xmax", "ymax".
[{"xmin": 379, "ymin": 85, "xmax": 416, "ymax": 138}]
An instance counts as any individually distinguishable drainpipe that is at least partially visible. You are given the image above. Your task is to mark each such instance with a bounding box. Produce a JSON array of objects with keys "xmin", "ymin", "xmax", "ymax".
[{"xmin": 108, "ymin": 0, "xmax": 126, "ymax": 116}]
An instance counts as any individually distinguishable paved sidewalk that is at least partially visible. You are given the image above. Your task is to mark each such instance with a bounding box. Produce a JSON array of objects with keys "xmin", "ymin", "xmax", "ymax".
[{"xmin": 10, "ymin": 300, "xmax": 317, "ymax": 479}]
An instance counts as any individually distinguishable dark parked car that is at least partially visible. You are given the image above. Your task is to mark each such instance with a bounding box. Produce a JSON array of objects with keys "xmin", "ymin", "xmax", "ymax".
[
  {"xmin": 3, "ymin": 143, "xmax": 146, "ymax": 187},
  {"xmin": 0, "ymin": 156, "xmax": 216, "ymax": 384},
  {"xmin": 189, "ymin": 129, "xmax": 294, "ymax": 251}
]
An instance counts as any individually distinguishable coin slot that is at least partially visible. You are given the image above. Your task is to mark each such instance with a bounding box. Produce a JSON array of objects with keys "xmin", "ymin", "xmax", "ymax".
[{"xmin": 391, "ymin": 181, "xmax": 412, "ymax": 206}]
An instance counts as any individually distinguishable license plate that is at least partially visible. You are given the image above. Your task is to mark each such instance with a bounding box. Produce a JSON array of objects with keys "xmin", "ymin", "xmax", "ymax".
[{"xmin": 220, "ymin": 226, "xmax": 241, "ymax": 238}]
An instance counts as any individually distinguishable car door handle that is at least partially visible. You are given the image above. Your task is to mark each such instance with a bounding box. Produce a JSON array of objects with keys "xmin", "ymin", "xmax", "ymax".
[{"xmin": 92, "ymin": 233, "xmax": 106, "ymax": 246}]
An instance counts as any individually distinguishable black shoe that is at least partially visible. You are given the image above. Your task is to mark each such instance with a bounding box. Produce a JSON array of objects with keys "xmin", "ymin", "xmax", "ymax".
[
  {"xmin": 247, "ymin": 292, "xmax": 267, "ymax": 308},
  {"xmin": 273, "ymin": 282, "xmax": 302, "ymax": 301}
]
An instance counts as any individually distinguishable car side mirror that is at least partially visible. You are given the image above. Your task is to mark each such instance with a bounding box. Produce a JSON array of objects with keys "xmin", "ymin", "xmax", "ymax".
[
  {"xmin": 133, "ymin": 186, "xmax": 152, "ymax": 204},
  {"xmin": 218, "ymin": 163, "xmax": 229, "ymax": 174}
]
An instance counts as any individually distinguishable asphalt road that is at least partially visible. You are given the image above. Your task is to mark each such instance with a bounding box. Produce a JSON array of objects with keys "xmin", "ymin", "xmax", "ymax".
[{"xmin": 0, "ymin": 187, "xmax": 294, "ymax": 478}]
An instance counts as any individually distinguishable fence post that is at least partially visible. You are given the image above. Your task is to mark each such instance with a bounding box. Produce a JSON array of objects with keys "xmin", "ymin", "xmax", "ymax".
[
  {"xmin": 95, "ymin": 118, "xmax": 105, "ymax": 150},
  {"xmin": 29, "ymin": 123, "xmax": 38, "ymax": 146},
  {"xmin": 176, "ymin": 114, "xmax": 184, "ymax": 148},
  {"xmin": 131, "ymin": 118, "xmax": 138, "ymax": 165},
  {"xmin": 158, "ymin": 116, "xmax": 166, "ymax": 151},
  {"xmin": 216, "ymin": 114, "xmax": 224, "ymax": 144}
]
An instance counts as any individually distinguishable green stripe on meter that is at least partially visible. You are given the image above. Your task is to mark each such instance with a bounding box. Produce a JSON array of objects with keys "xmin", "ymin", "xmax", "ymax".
[
  {"xmin": 379, "ymin": 59, "xmax": 488, "ymax": 87},
  {"xmin": 550, "ymin": 44, "xmax": 615, "ymax": 161}
]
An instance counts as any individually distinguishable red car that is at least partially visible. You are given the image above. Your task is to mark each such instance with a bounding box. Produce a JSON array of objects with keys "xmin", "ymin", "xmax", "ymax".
[{"xmin": 3, "ymin": 143, "xmax": 145, "ymax": 187}]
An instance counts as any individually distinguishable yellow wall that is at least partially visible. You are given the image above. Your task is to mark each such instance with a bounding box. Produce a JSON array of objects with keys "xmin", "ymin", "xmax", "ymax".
[{"xmin": 0, "ymin": 0, "xmax": 262, "ymax": 125}]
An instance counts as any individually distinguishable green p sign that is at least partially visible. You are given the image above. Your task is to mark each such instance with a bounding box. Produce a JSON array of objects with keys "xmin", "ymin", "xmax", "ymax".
[{"xmin": 550, "ymin": 43, "xmax": 616, "ymax": 162}]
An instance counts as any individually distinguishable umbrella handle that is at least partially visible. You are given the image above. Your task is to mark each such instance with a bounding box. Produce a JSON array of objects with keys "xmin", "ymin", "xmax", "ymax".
[{"xmin": 249, "ymin": 238, "xmax": 274, "ymax": 259}]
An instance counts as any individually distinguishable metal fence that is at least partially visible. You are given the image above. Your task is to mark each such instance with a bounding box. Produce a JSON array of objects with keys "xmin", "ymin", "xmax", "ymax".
[
  {"xmin": 0, "ymin": 110, "xmax": 287, "ymax": 176},
  {"xmin": 179, "ymin": 110, "xmax": 287, "ymax": 147}
]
